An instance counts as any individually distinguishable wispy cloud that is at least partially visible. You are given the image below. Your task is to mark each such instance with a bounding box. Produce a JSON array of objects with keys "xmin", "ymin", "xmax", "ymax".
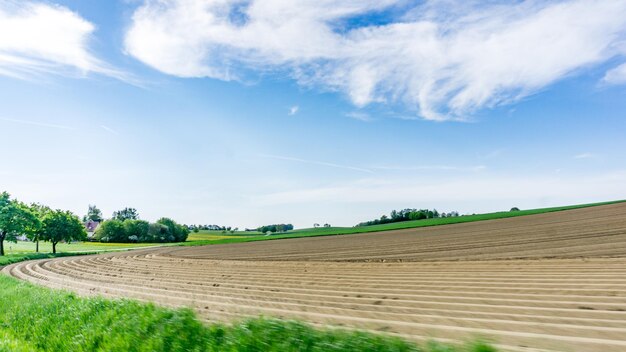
[
  {"xmin": 371, "ymin": 165, "xmax": 486, "ymax": 172},
  {"xmin": 0, "ymin": 117, "xmax": 75, "ymax": 130},
  {"xmin": 574, "ymin": 152, "xmax": 596, "ymax": 159},
  {"xmin": 288, "ymin": 105, "xmax": 299, "ymax": 116},
  {"xmin": 478, "ymin": 149, "xmax": 505, "ymax": 159},
  {"xmin": 346, "ymin": 111, "xmax": 372, "ymax": 122},
  {"xmin": 0, "ymin": 1, "xmax": 125, "ymax": 81},
  {"xmin": 603, "ymin": 63, "xmax": 626, "ymax": 84},
  {"xmin": 100, "ymin": 125, "xmax": 119, "ymax": 136},
  {"xmin": 252, "ymin": 171, "xmax": 626, "ymax": 206},
  {"xmin": 259, "ymin": 154, "xmax": 373, "ymax": 173},
  {"xmin": 125, "ymin": 0, "xmax": 626, "ymax": 120}
]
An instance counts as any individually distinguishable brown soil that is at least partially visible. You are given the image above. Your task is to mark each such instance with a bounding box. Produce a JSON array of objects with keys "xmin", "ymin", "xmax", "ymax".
[{"xmin": 4, "ymin": 203, "xmax": 626, "ymax": 352}]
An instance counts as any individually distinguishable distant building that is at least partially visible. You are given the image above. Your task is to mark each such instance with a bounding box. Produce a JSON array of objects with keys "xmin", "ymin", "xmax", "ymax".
[{"xmin": 84, "ymin": 220, "xmax": 100, "ymax": 238}]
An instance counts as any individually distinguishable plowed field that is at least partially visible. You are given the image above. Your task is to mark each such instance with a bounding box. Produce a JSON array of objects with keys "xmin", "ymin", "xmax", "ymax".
[{"xmin": 5, "ymin": 203, "xmax": 626, "ymax": 352}]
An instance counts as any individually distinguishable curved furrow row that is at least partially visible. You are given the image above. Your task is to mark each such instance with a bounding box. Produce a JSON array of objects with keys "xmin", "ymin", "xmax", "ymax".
[{"xmin": 33, "ymin": 258, "xmax": 626, "ymax": 326}]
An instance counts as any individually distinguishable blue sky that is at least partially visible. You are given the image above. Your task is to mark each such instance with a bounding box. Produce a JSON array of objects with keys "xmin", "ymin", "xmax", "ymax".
[{"xmin": 1, "ymin": 0, "xmax": 626, "ymax": 228}]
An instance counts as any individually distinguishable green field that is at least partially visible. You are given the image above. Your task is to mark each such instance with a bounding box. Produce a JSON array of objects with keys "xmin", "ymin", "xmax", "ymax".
[
  {"xmin": 0, "ymin": 275, "xmax": 494, "ymax": 352},
  {"xmin": 181, "ymin": 200, "xmax": 626, "ymax": 247}
]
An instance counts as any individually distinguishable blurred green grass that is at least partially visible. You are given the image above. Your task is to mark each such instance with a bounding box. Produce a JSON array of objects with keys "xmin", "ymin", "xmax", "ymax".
[{"xmin": 0, "ymin": 275, "xmax": 496, "ymax": 352}]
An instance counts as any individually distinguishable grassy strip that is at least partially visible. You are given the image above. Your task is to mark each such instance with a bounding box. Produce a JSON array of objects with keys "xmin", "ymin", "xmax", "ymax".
[
  {"xmin": 0, "ymin": 252, "xmax": 99, "ymax": 268},
  {"xmin": 182, "ymin": 200, "xmax": 626, "ymax": 247},
  {"xmin": 0, "ymin": 275, "xmax": 495, "ymax": 352},
  {"xmin": 3, "ymin": 241, "xmax": 169, "ymax": 255}
]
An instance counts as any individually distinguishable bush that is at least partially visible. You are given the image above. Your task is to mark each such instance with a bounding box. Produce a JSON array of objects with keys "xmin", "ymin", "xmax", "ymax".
[
  {"xmin": 94, "ymin": 220, "xmax": 126, "ymax": 243},
  {"xmin": 124, "ymin": 220, "xmax": 150, "ymax": 243},
  {"xmin": 156, "ymin": 218, "xmax": 190, "ymax": 242}
]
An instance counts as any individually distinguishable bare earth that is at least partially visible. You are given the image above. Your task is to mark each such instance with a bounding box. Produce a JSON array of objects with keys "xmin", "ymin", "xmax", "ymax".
[{"xmin": 5, "ymin": 203, "xmax": 626, "ymax": 352}]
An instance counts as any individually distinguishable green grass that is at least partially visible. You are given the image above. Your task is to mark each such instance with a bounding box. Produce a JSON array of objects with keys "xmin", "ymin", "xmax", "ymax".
[
  {"xmin": 0, "ymin": 252, "xmax": 101, "ymax": 267},
  {"xmin": 186, "ymin": 231, "xmax": 255, "ymax": 241},
  {"xmin": 0, "ymin": 275, "xmax": 495, "ymax": 352},
  {"xmin": 181, "ymin": 200, "xmax": 626, "ymax": 247},
  {"xmin": 3, "ymin": 241, "xmax": 169, "ymax": 255}
]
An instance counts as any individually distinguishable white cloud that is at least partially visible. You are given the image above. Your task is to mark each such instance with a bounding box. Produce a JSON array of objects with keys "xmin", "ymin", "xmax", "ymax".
[
  {"xmin": 604, "ymin": 63, "xmax": 626, "ymax": 84},
  {"xmin": 125, "ymin": 0, "xmax": 626, "ymax": 120},
  {"xmin": 259, "ymin": 154, "xmax": 373, "ymax": 173},
  {"xmin": 0, "ymin": 116, "xmax": 75, "ymax": 130},
  {"xmin": 100, "ymin": 125, "xmax": 120, "ymax": 136},
  {"xmin": 574, "ymin": 152, "xmax": 596, "ymax": 159},
  {"xmin": 370, "ymin": 164, "xmax": 486, "ymax": 172},
  {"xmin": 346, "ymin": 111, "xmax": 372, "ymax": 122},
  {"xmin": 0, "ymin": 1, "xmax": 120, "ymax": 79},
  {"xmin": 288, "ymin": 105, "xmax": 299, "ymax": 115}
]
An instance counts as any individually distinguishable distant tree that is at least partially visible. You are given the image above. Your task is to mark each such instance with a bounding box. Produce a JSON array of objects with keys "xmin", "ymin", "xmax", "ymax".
[
  {"xmin": 27, "ymin": 203, "xmax": 50, "ymax": 252},
  {"xmin": 95, "ymin": 220, "xmax": 126, "ymax": 243},
  {"xmin": 123, "ymin": 219, "xmax": 150, "ymax": 243},
  {"xmin": 313, "ymin": 223, "xmax": 320, "ymax": 228},
  {"xmin": 148, "ymin": 222, "xmax": 169, "ymax": 242},
  {"xmin": 156, "ymin": 218, "xmax": 190, "ymax": 242},
  {"xmin": 95, "ymin": 217, "xmax": 189, "ymax": 243},
  {"xmin": 40, "ymin": 210, "xmax": 87, "ymax": 254},
  {"xmin": 0, "ymin": 193, "xmax": 40, "ymax": 256},
  {"xmin": 83, "ymin": 205, "xmax": 103, "ymax": 222},
  {"xmin": 510, "ymin": 207, "xmax": 520, "ymax": 212},
  {"xmin": 323, "ymin": 223, "xmax": 331, "ymax": 228},
  {"xmin": 356, "ymin": 208, "xmax": 455, "ymax": 227},
  {"xmin": 112, "ymin": 208, "xmax": 139, "ymax": 221},
  {"xmin": 257, "ymin": 224, "xmax": 294, "ymax": 233}
]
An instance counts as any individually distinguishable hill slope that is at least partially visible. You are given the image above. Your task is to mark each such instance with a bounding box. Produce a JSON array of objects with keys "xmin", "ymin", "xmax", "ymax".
[{"xmin": 171, "ymin": 202, "xmax": 626, "ymax": 261}]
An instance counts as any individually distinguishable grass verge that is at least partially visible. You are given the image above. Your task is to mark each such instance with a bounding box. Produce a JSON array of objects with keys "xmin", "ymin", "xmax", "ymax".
[
  {"xmin": 0, "ymin": 252, "xmax": 98, "ymax": 268},
  {"xmin": 0, "ymin": 275, "xmax": 495, "ymax": 352}
]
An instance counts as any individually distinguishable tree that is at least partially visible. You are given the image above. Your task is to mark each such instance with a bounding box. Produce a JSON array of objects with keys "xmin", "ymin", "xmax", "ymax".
[
  {"xmin": 0, "ymin": 193, "xmax": 40, "ymax": 256},
  {"xmin": 112, "ymin": 208, "xmax": 139, "ymax": 221},
  {"xmin": 123, "ymin": 219, "xmax": 150, "ymax": 243},
  {"xmin": 510, "ymin": 207, "xmax": 520, "ymax": 212},
  {"xmin": 40, "ymin": 210, "xmax": 87, "ymax": 254},
  {"xmin": 148, "ymin": 222, "xmax": 169, "ymax": 242},
  {"xmin": 83, "ymin": 204, "xmax": 103, "ymax": 222},
  {"xmin": 156, "ymin": 218, "xmax": 189, "ymax": 242},
  {"xmin": 27, "ymin": 203, "xmax": 49, "ymax": 252},
  {"xmin": 94, "ymin": 220, "xmax": 126, "ymax": 243}
]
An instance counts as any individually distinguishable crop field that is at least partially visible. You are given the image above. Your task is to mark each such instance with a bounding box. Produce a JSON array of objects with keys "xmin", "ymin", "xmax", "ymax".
[{"xmin": 4, "ymin": 202, "xmax": 626, "ymax": 352}]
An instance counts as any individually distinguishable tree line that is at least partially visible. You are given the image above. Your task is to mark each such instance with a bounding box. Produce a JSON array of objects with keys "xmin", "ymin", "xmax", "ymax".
[
  {"xmin": 256, "ymin": 224, "xmax": 294, "ymax": 233},
  {"xmin": 356, "ymin": 208, "xmax": 460, "ymax": 227},
  {"xmin": 0, "ymin": 192, "xmax": 86, "ymax": 255},
  {"xmin": 95, "ymin": 218, "xmax": 189, "ymax": 243},
  {"xmin": 86, "ymin": 205, "xmax": 189, "ymax": 243},
  {"xmin": 186, "ymin": 224, "xmax": 239, "ymax": 233}
]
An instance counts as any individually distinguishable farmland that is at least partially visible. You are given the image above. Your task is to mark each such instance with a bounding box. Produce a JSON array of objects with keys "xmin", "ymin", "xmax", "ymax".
[
  {"xmin": 5, "ymin": 202, "xmax": 626, "ymax": 351},
  {"xmin": 4, "ymin": 200, "xmax": 621, "ymax": 257}
]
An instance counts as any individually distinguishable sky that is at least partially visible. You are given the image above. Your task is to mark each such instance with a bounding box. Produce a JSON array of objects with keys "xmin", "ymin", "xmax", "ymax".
[{"xmin": 1, "ymin": 0, "xmax": 626, "ymax": 229}]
